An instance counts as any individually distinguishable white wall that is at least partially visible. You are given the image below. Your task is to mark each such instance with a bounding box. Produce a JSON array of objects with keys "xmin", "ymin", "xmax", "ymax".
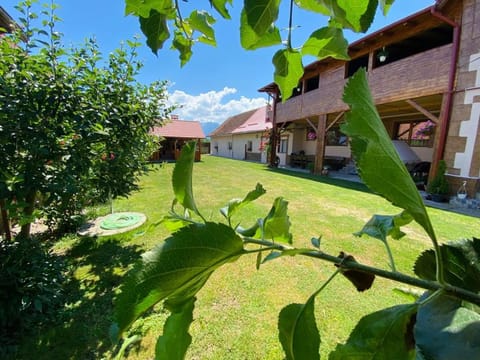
[{"xmin": 211, "ymin": 132, "xmax": 267, "ymax": 162}]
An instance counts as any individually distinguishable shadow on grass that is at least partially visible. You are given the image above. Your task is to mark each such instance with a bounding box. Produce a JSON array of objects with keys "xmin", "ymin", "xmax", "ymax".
[
  {"xmin": 15, "ymin": 235, "xmax": 142, "ymax": 360},
  {"xmin": 264, "ymin": 166, "xmax": 371, "ymax": 194}
]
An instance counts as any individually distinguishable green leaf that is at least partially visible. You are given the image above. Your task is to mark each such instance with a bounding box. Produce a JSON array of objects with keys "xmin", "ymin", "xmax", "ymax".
[
  {"xmin": 188, "ymin": 10, "xmax": 216, "ymax": 42},
  {"xmin": 155, "ymin": 297, "xmax": 196, "ymax": 360},
  {"xmin": 330, "ymin": 0, "xmax": 379, "ymax": 33},
  {"xmin": 330, "ymin": 304, "xmax": 417, "ymax": 360},
  {"xmin": 255, "ymin": 197, "xmax": 292, "ymax": 244},
  {"xmin": 278, "ymin": 297, "xmax": 320, "ymax": 360},
  {"xmin": 125, "ymin": 0, "xmax": 175, "ymax": 18},
  {"xmin": 415, "ymin": 293, "xmax": 480, "ymax": 359},
  {"xmin": 209, "ymin": 0, "xmax": 232, "ymax": 19},
  {"xmin": 172, "ymin": 141, "xmax": 200, "ymax": 216},
  {"xmin": 380, "ymin": 0, "xmax": 395, "ymax": 15},
  {"xmin": 139, "ymin": 10, "xmax": 170, "ymax": 55},
  {"xmin": 341, "ymin": 69, "xmax": 436, "ymax": 241},
  {"xmin": 293, "ymin": 0, "xmax": 330, "ymax": 15},
  {"xmin": 414, "ymin": 238, "xmax": 480, "ymax": 292},
  {"xmin": 301, "ymin": 26, "xmax": 349, "ymax": 60},
  {"xmin": 236, "ymin": 221, "xmax": 260, "ymax": 237},
  {"xmin": 220, "ymin": 183, "xmax": 266, "ymax": 221},
  {"xmin": 354, "ymin": 211, "xmax": 413, "ymax": 242},
  {"xmin": 240, "ymin": 0, "xmax": 282, "ymax": 50},
  {"xmin": 171, "ymin": 31, "xmax": 193, "ymax": 67},
  {"xmin": 112, "ymin": 222, "xmax": 244, "ymax": 337},
  {"xmin": 273, "ymin": 48, "xmax": 304, "ymax": 101}
]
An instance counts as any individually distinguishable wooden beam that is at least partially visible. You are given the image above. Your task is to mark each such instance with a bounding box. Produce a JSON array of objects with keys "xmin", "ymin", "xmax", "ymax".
[
  {"xmin": 405, "ymin": 99, "xmax": 439, "ymax": 123},
  {"xmin": 306, "ymin": 118, "xmax": 318, "ymax": 134},
  {"xmin": 325, "ymin": 111, "xmax": 345, "ymax": 132},
  {"xmin": 314, "ymin": 115, "xmax": 327, "ymax": 175}
]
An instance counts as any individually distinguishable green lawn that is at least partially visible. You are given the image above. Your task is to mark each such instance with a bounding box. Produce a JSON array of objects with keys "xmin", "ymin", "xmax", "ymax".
[{"xmin": 16, "ymin": 155, "xmax": 480, "ymax": 359}]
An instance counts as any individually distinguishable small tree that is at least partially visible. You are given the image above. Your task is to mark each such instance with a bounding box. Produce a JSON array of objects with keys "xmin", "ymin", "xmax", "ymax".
[{"xmin": 0, "ymin": 1, "xmax": 173, "ymax": 238}]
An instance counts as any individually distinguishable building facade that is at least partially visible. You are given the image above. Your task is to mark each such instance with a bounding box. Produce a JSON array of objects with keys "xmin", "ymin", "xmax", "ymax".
[
  {"xmin": 260, "ymin": 0, "xmax": 480, "ymax": 197},
  {"xmin": 210, "ymin": 106, "xmax": 272, "ymax": 163}
]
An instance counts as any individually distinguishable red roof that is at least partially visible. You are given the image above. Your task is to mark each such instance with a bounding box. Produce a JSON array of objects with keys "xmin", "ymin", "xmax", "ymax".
[
  {"xmin": 231, "ymin": 107, "xmax": 272, "ymax": 134},
  {"xmin": 209, "ymin": 106, "xmax": 272, "ymax": 136},
  {"xmin": 150, "ymin": 120, "xmax": 205, "ymax": 139}
]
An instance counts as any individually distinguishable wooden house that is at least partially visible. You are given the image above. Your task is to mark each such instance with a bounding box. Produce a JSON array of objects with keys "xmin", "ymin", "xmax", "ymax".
[
  {"xmin": 259, "ymin": 0, "xmax": 480, "ymax": 197},
  {"xmin": 150, "ymin": 117, "xmax": 205, "ymax": 162}
]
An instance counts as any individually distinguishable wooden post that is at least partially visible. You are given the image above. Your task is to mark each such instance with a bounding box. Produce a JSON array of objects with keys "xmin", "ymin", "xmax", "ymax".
[
  {"xmin": 269, "ymin": 91, "xmax": 279, "ymax": 167},
  {"xmin": 314, "ymin": 114, "xmax": 327, "ymax": 174}
]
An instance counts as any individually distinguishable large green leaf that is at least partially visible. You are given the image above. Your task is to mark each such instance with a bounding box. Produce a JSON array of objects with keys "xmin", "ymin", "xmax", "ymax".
[
  {"xmin": 140, "ymin": 10, "xmax": 170, "ymax": 55},
  {"xmin": 209, "ymin": 0, "xmax": 232, "ymax": 19},
  {"xmin": 171, "ymin": 31, "xmax": 193, "ymax": 66},
  {"xmin": 112, "ymin": 222, "xmax": 245, "ymax": 337},
  {"xmin": 188, "ymin": 10, "xmax": 216, "ymax": 42},
  {"xmin": 415, "ymin": 293, "xmax": 480, "ymax": 359},
  {"xmin": 330, "ymin": 0, "xmax": 379, "ymax": 33},
  {"xmin": 273, "ymin": 48, "xmax": 304, "ymax": 101},
  {"xmin": 255, "ymin": 197, "xmax": 292, "ymax": 244},
  {"xmin": 341, "ymin": 69, "xmax": 436, "ymax": 241},
  {"xmin": 240, "ymin": 0, "xmax": 282, "ymax": 50},
  {"xmin": 301, "ymin": 26, "xmax": 349, "ymax": 60},
  {"xmin": 155, "ymin": 297, "xmax": 196, "ymax": 360},
  {"xmin": 414, "ymin": 238, "xmax": 480, "ymax": 292},
  {"xmin": 220, "ymin": 183, "xmax": 266, "ymax": 221},
  {"xmin": 294, "ymin": 0, "xmax": 330, "ymax": 15},
  {"xmin": 172, "ymin": 141, "xmax": 200, "ymax": 216},
  {"xmin": 125, "ymin": 0, "xmax": 175, "ymax": 18},
  {"xmin": 355, "ymin": 211, "xmax": 413, "ymax": 242},
  {"xmin": 329, "ymin": 304, "xmax": 417, "ymax": 360},
  {"xmin": 278, "ymin": 297, "xmax": 320, "ymax": 360}
]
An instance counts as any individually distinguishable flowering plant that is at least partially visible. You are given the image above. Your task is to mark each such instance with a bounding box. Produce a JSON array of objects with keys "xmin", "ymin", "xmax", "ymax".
[{"xmin": 415, "ymin": 120, "xmax": 436, "ymax": 138}]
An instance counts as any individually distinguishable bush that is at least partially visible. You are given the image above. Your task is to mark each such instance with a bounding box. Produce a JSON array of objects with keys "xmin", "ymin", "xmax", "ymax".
[
  {"xmin": 426, "ymin": 159, "xmax": 450, "ymax": 195},
  {"xmin": 0, "ymin": 237, "xmax": 65, "ymax": 356}
]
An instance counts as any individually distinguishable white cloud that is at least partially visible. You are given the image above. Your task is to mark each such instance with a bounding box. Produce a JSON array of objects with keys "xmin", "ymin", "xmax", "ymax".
[{"xmin": 167, "ymin": 87, "xmax": 267, "ymax": 123}]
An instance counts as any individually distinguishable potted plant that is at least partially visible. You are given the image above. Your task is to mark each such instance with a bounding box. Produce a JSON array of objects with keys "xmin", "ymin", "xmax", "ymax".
[{"xmin": 426, "ymin": 159, "xmax": 450, "ymax": 202}]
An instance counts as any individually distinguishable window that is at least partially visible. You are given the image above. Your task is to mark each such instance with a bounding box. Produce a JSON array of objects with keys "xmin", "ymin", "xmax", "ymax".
[
  {"xmin": 247, "ymin": 141, "xmax": 253, "ymax": 152},
  {"xmin": 394, "ymin": 120, "xmax": 435, "ymax": 147},
  {"xmin": 345, "ymin": 54, "xmax": 369, "ymax": 78},
  {"xmin": 306, "ymin": 127, "xmax": 317, "ymax": 141},
  {"xmin": 326, "ymin": 124, "xmax": 348, "ymax": 146},
  {"xmin": 373, "ymin": 25, "xmax": 453, "ymax": 69},
  {"xmin": 228, "ymin": 142, "xmax": 232, "ymax": 150},
  {"xmin": 278, "ymin": 136, "xmax": 288, "ymax": 153},
  {"xmin": 305, "ymin": 76, "xmax": 319, "ymax": 92}
]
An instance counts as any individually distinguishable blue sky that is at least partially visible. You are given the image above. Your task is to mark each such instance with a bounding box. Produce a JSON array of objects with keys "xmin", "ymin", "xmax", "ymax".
[{"xmin": 2, "ymin": 0, "xmax": 435, "ymax": 124}]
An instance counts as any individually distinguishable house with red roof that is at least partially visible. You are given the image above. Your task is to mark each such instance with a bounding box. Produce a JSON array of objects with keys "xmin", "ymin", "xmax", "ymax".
[
  {"xmin": 209, "ymin": 106, "xmax": 272, "ymax": 163},
  {"xmin": 150, "ymin": 116, "xmax": 205, "ymax": 161}
]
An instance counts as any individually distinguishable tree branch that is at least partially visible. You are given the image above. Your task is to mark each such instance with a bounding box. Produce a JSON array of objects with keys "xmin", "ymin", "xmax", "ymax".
[{"xmin": 243, "ymin": 237, "xmax": 480, "ymax": 306}]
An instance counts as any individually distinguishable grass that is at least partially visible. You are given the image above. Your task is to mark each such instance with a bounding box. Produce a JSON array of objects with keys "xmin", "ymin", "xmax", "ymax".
[{"xmin": 14, "ymin": 155, "xmax": 480, "ymax": 359}]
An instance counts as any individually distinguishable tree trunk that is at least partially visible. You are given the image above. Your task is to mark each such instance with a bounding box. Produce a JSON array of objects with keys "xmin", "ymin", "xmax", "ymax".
[
  {"xmin": 0, "ymin": 198, "xmax": 11, "ymax": 242},
  {"xmin": 19, "ymin": 191, "xmax": 36, "ymax": 239}
]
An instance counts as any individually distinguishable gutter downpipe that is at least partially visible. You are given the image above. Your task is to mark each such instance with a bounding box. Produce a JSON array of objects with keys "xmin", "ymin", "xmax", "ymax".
[
  {"xmin": 430, "ymin": 5, "xmax": 460, "ymax": 174},
  {"xmin": 269, "ymin": 90, "xmax": 279, "ymax": 167}
]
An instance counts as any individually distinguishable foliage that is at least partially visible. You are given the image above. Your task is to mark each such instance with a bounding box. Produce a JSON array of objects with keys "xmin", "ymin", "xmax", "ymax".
[
  {"xmin": 0, "ymin": 0, "xmax": 173, "ymax": 237},
  {"xmin": 124, "ymin": 0, "xmax": 387, "ymax": 100},
  {"xmin": 111, "ymin": 70, "xmax": 480, "ymax": 359},
  {"xmin": 0, "ymin": 235, "xmax": 65, "ymax": 357},
  {"xmin": 426, "ymin": 159, "xmax": 450, "ymax": 195}
]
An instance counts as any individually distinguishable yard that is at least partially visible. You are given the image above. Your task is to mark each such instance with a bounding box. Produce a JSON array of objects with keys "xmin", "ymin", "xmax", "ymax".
[{"xmin": 14, "ymin": 155, "xmax": 480, "ymax": 359}]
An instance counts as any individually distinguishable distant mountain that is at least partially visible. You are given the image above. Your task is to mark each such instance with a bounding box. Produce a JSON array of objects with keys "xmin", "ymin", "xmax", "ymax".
[{"xmin": 201, "ymin": 122, "xmax": 220, "ymax": 137}]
